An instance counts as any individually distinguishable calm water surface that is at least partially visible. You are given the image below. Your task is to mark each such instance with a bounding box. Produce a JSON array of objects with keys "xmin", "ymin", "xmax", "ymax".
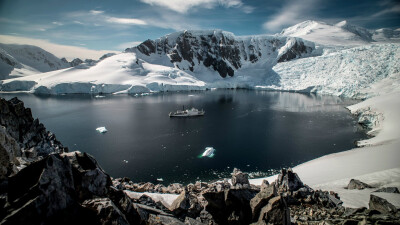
[{"xmin": 0, "ymin": 90, "xmax": 367, "ymax": 184}]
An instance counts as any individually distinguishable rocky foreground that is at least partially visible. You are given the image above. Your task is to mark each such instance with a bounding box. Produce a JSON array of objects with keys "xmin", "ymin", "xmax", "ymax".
[{"xmin": 0, "ymin": 97, "xmax": 399, "ymax": 225}]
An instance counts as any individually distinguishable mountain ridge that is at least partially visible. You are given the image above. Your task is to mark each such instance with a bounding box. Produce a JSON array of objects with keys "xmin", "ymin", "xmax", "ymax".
[
  {"xmin": 0, "ymin": 43, "xmax": 70, "ymax": 79},
  {"xmin": 280, "ymin": 20, "xmax": 400, "ymax": 46},
  {"xmin": 126, "ymin": 29, "xmax": 316, "ymax": 78},
  {"xmin": 0, "ymin": 43, "xmax": 114, "ymax": 80}
]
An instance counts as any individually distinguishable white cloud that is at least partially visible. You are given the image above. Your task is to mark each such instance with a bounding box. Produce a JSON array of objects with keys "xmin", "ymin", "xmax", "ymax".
[
  {"xmin": 106, "ymin": 17, "xmax": 147, "ymax": 25},
  {"xmin": 68, "ymin": 10, "xmax": 147, "ymax": 27},
  {"xmin": 219, "ymin": 0, "xmax": 242, "ymax": 8},
  {"xmin": 116, "ymin": 41, "xmax": 143, "ymax": 50},
  {"xmin": 263, "ymin": 0, "xmax": 319, "ymax": 31},
  {"xmin": 141, "ymin": 10, "xmax": 202, "ymax": 30},
  {"xmin": 52, "ymin": 21, "xmax": 63, "ymax": 26},
  {"xmin": 0, "ymin": 18, "xmax": 25, "ymax": 24},
  {"xmin": 372, "ymin": 5, "xmax": 400, "ymax": 17},
  {"xmin": 242, "ymin": 5, "xmax": 255, "ymax": 14},
  {"xmin": 139, "ymin": 0, "xmax": 252, "ymax": 14},
  {"xmin": 0, "ymin": 35, "xmax": 119, "ymax": 61},
  {"xmin": 140, "ymin": 0, "xmax": 213, "ymax": 13},
  {"xmin": 90, "ymin": 10, "xmax": 104, "ymax": 15}
]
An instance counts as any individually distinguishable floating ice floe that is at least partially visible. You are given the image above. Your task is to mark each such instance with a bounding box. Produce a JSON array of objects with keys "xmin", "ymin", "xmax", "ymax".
[
  {"xmin": 123, "ymin": 160, "xmax": 128, "ymax": 163},
  {"xmin": 96, "ymin": 127, "xmax": 108, "ymax": 133},
  {"xmin": 95, "ymin": 95, "xmax": 105, "ymax": 98},
  {"xmin": 157, "ymin": 178, "xmax": 164, "ymax": 182},
  {"xmin": 201, "ymin": 147, "xmax": 215, "ymax": 158}
]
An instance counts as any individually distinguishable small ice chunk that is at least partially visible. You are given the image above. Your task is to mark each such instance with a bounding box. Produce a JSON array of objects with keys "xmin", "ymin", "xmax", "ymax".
[
  {"xmin": 157, "ymin": 178, "xmax": 164, "ymax": 182},
  {"xmin": 201, "ymin": 147, "xmax": 215, "ymax": 158},
  {"xmin": 95, "ymin": 95, "xmax": 105, "ymax": 98},
  {"xmin": 96, "ymin": 127, "xmax": 108, "ymax": 133},
  {"xmin": 123, "ymin": 160, "xmax": 128, "ymax": 163}
]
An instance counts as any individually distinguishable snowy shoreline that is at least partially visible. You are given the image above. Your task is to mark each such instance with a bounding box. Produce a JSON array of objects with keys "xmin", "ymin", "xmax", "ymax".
[{"xmin": 251, "ymin": 87, "xmax": 400, "ymax": 208}]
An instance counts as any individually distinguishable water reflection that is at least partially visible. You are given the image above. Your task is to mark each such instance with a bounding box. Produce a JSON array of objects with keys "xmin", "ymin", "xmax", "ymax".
[{"xmin": 267, "ymin": 92, "xmax": 359, "ymax": 112}]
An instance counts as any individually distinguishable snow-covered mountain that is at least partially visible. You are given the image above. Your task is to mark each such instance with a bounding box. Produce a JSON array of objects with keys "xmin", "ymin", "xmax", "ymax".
[
  {"xmin": 0, "ymin": 23, "xmax": 399, "ymax": 97},
  {"xmin": 0, "ymin": 43, "xmax": 70, "ymax": 79},
  {"xmin": 372, "ymin": 28, "xmax": 400, "ymax": 43},
  {"xmin": 126, "ymin": 30, "xmax": 316, "ymax": 78},
  {"xmin": 0, "ymin": 30, "xmax": 317, "ymax": 94},
  {"xmin": 281, "ymin": 20, "xmax": 400, "ymax": 47}
]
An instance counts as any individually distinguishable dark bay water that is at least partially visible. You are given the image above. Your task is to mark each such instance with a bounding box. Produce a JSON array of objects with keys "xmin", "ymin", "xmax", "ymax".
[{"xmin": 0, "ymin": 90, "xmax": 367, "ymax": 184}]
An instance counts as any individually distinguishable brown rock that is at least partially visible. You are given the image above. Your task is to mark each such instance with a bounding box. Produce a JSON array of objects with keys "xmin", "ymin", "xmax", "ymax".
[
  {"xmin": 256, "ymin": 196, "xmax": 290, "ymax": 225},
  {"xmin": 250, "ymin": 184, "xmax": 277, "ymax": 221},
  {"xmin": 232, "ymin": 168, "xmax": 250, "ymax": 187},
  {"xmin": 369, "ymin": 194, "xmax": 397, "ymax": 214}
]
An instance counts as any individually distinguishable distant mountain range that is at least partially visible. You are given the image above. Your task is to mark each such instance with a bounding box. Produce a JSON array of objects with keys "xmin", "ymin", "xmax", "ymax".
[
  {"xmin": 0, "ymin": 43, "xmax": 115, "ymax": 79},
  {"xmin": 0, "ymin": 20, "xmax": 399, "ymax": 97}
]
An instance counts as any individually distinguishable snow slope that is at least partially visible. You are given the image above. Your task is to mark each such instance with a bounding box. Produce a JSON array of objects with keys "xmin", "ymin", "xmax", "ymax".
[
  {"xmin": 281, "ymin": 20, "xmax": 400, "ymax": 47},
  {"xmin": 0, "ymin": 43, "xmax": 70, "ymax": 79},
  {"xmin": 0, "ymin": 53, "xmax": 206, "ymax": 94}
]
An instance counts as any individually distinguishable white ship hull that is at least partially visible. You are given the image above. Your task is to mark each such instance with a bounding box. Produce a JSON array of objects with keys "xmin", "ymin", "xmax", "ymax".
[{"xmin": 169, "ymin": 107, "xmax": 205, "ymax": 117}]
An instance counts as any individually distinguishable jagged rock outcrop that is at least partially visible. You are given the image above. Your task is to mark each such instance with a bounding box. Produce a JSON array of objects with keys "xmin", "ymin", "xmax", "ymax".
[
  {"xmin": 275, "ymin": 168, "xmax": 304, "ymax": 192},
  {"xmin": 256, "ymin": 196, "xmax": 291, "ymax": 225},
  {"xmin": 99, "ymin": 53, "xmax": 116, "ymax": 61},
  {"xmin": 250, "ymin": 184, "xmax": 277, "ymax": 221},
  {"xmin": 0, "ymin": 97, "xmax": 67, "ymax": 177},
  {"xmin": 0, "ymin": 98, "xmax": 66, "ymax": 155},
  {"xmin": 346, "ymin": 179, "xmax": 373, "ymax": 190},
  {"xmin": 231, "ymin": 168, "xmax": 250, "ymax": 187},
  {"xmin": 82, "ymin": 198, "xmax": 130, "ymax": 225},
  {"xmin": 374, "ymin": 187, "xmax": 400, "ymax": 193},
  {"xmin": 202, "ymin": 187, "xmax": 258, "ymax": 224},
  {"xmin": 0, "ymin": 151, "xmax": 113, "ymax": 225},
  {"xmin": 0, "ymin": 126, "xmax": 20, "ymax": 178},
  {"xmin": 126, "ymin": 30, "xmax": 315, "ymax": 78},
  {"xmin": 70, "ymin": 58, "xmax": 84, "ymax": 67},
  {"xmin": 169, "ymin": 189, "xmax": 202, "ymax": 219},
  {"xmin": 369, "ymin": 194, "xmax": 398, "ymax": 214},
  {"xmin": 61, "ymin": 58, "xmax": 97, "ymax": 67}
]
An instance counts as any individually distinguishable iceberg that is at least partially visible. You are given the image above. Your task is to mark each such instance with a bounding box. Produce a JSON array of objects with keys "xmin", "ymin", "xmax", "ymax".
[
  {"xmin": 201, "ymin": 147, "xmax": 215, "ymax": 158},
  {"xmin": 96, "ymin": 127, "xmax": 108, "ymax": 133}
]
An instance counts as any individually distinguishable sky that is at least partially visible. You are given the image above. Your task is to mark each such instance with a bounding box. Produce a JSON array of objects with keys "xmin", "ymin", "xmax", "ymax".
[{"xmin": 0, "ymin": 0, "xmax": 399, "ymax": 60}]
